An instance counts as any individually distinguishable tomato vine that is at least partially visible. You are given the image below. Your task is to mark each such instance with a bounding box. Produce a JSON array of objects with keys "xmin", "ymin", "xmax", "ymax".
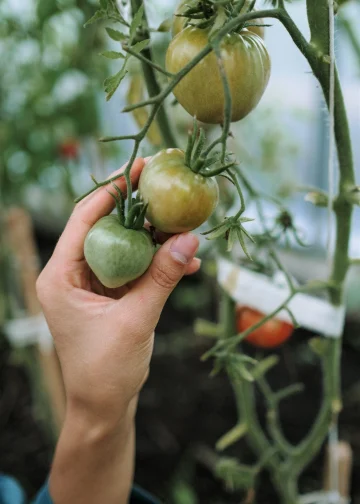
[{"xmin": 78, "ymin": 0, "xmax": 357, "ymax": 502}]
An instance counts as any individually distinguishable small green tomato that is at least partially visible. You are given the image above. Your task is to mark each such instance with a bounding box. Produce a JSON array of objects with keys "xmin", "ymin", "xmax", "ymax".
[{"xmin": 84, "ymin": 215, "xmax": 155, "ymax": 289}]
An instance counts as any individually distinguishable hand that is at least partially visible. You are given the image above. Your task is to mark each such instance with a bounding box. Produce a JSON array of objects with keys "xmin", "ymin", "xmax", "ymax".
[{"xmin": 36, "ymin": 158, "xmax": 200, "ymax": 503}]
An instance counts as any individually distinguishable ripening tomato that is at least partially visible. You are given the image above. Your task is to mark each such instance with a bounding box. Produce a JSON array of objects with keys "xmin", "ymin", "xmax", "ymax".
[
  {"xmin": 138, "ymin": 149, "xmax": 219, "ymax": 234},
  {"xmin": 166, "ymin": 27, "xmax": 271, "ymax": 124},
  {"xmin": 172, "ymin": 0, "xmax": 265, "ymax": 39},
  {"xmin": 84, "ymin": 215, "xmax": 155, "ymax": 289},
  {"xmin": 59, "ymin": 139, "xmax": 79, "ymax": 159},
  {"xmin": 236, "ymin": 306, "xmax": 294, "ymax": 349}
]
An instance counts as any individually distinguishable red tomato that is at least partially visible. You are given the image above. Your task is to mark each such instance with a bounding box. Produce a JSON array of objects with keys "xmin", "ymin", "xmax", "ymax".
[
  {"xmin": 59, "ymin": 140, "xmax": 80, "ymax": 160},
  {"xmin": 236, "ymin": 306, "xmax": 294, "ymax": 349}
]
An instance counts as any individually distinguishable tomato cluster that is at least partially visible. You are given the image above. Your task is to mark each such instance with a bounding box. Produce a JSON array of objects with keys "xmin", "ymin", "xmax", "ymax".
[{"xmin": 84, "ymin": 2, "xmax": 271, "ymax": 289}]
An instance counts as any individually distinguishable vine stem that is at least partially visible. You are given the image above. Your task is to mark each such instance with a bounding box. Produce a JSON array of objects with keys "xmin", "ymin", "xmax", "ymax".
[{"xmin": 130, "ymin": 0, "xmax": 177, "ymax": 148}]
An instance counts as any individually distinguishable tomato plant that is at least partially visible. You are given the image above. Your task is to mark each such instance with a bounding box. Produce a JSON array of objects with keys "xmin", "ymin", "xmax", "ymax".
[
  {"xmin": 76, "ymin": 1, "xmax": 357, "ymax": 502},
  {"xmin": 84, "ymin": 188, "xmax": 154, "ymax": 289},
  {"xmin": 166, "ymin": 26, "xmax": 271, "ymax": 124},
  {"xmin": 236, "ymin": 306, "xmax": 294, "ymax": 349},
  {"xmin": 139, "ymin": 148, "xmax": 219, "ymax": 233}
]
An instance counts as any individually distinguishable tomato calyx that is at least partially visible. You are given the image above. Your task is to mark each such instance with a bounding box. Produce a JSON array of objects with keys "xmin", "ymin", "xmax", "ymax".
[
  {"xmin": 184, "ymin": 118, "xmax": 236, "ymax": 176},
  {"xmin": 106, "ymin": 181, "xmax": 148, "ymax": 231}
]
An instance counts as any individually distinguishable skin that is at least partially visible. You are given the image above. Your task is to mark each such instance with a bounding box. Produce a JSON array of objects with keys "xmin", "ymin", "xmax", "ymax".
[
  {"xmin": 36, "ymin": 157, "xmax": 202, "ymax": 504},
  {"xmin": 138, "ymin": 148, "xmax": 219, "ymax": 233},
  {"xmin": 236, "ymin": 306, "xmax": 294, "ymax": 349},
  {"xmin": 166, "ymin": 26, "xmax": 271, "ymax": 124},
  {"xmin": 84, "ymin": 216, "xmax": 155, "ymax": 289}
]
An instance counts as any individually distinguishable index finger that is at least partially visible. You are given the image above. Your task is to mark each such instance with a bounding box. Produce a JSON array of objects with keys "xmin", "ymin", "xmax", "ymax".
[{"xmin": 53, "ymin": 158, "xmax": 145, "ymax": 264}]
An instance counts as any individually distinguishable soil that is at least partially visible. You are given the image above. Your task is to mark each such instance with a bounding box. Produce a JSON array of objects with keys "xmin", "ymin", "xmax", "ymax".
[{"xmin": 1, "ymin": 229, "xmax": 360, "ymax": 504}]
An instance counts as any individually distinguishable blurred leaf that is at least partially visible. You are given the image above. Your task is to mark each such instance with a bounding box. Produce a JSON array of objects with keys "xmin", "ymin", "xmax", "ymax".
[
  {"xmin": 216, "ymin": 458, "xmax": 256, "ymax": 492},
  {"xmin": 131, "ymin": 39, "xmax": 150, "ymax": 54},
  {"xmin": 172, "ymin": 481, "xmax": 198, "ymax": 504},
  {"xmin": 106, "ymin": 27, "xmax": 127, "ymax": 41},
  {"xmin": 100, "ymin": 50, "xmax": 125, "ymax": 59},
  {"xmin": 130, "ymin": 4, "xmax": 144, "ymax": 41},
  {"xmin": 104, "ymin": 65, "xmax": 128, "ymax": 100},
  {"xmin": 84, "ymin": 10, "xmax": 106, "ymax": 27}
]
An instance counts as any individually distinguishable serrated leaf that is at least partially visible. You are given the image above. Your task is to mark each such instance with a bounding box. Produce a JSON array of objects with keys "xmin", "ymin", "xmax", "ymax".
[
  {"xmin": 130, "ymin": 39, "xmax": 150, "ymax": 54},
  {"xmin": 104, "ymin": 65, "xmax": 128, "ymax": 100},
  {"xmin": 84, "ymin": 10, "xmax": 106, "ymax": 27},
  {"xmin": 106, "ymin": 27, "xmax": 127, "ymax": 41},
  {"xmin": 100, "ymin": 50, "xmax": 125, "ymax": 59},
  {"xmin": 216, "ymin": 458, "xmax": 256, "ymax": 491},
  {"xmin": 130, "ymin": 4, "xmax": 144, "ymax": 41}
]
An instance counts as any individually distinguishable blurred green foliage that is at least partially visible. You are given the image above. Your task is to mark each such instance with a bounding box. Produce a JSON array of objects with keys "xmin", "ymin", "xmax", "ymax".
[{"xmin": 0, "ymin": 0, "xmax": 108, "ymax": 204}]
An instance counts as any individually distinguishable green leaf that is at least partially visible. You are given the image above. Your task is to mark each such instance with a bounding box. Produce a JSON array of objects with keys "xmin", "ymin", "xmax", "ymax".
[
  {"xmin": 84, "ymin": 10, "xmax": 106, "ymax": 27},
  {"xmin": 216, "ymin": 458, "xmax": 256, "ymax": 491},
  {"xmin": 130, "ymin": 4, "xmax": 144, "ymax": 42},
  {"xmin": 104, "ymin": 65, "xmax": 128, "ymax": 100},
  {"xmin": 100, "ymin": 50, "xmax": 125, "ymax": 59},
  {"xmin": 100, "ymin": 0, "xmax": 107, "ymax": 8},
  {"xmin": 130, "ymin": 39, "xmax": 150, "ymax": 54},
  {"xmin": 172, "ymin": 480, "xmax": 198, "ymax": 504},
  {"xmin": 106, "ymin": 27, "xmax": 127, "ymax": 41}
]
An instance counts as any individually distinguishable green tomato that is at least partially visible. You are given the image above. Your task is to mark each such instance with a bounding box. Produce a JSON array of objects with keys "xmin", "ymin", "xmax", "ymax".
[
  {"xmin": 139, "ymin": 148, "xmax": 219, "ymax": 234},
  {"xmin": 166, "ymin": 26, "xmax": 271, "ymax": 124},
  {"xmin": 84, "ymin": 215, "xmax": 155, "ymax": 289}
]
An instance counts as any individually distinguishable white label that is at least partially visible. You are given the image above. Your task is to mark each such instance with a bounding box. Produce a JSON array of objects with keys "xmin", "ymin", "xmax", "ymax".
[
  {"xmin": 4, "ymin": 313, "xmax": 54, "ymax": 352},
  {"xmin": 217, "ymin": 258, "xmax": 345, "ymax": 338}
]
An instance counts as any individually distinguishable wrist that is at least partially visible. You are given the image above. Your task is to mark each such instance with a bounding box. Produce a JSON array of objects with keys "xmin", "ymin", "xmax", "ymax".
[{"xmin": 65, "ymin": 393, "xmax": 138, "ymax": 439}]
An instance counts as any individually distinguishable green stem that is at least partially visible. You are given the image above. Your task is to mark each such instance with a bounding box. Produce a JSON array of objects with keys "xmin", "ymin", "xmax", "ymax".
[{"xmin": 130, "ymin": 0, "xmax": 177, "ymax": 148}]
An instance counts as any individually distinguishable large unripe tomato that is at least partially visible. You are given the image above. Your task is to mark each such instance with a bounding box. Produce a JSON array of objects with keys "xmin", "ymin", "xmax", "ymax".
[
  {"xmin": 236, "ymin": 306, "xmax": 294, "ymax": 349},
  {"xmin": 84, "ymin": 216, "xmax": 155, "ymax": 289},
  {"xmin": 138, "ymin": 149, "xmax": 219, "ymax": 234},
  {"xmin": 166, "ymin": 27, "xmax": 271, "ymax": 124}
]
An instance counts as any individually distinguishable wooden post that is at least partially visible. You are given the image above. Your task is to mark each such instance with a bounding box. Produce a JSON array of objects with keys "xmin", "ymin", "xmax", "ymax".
[
  {"xmin": 323, "ymin": 441, "xmax": 353, "ymax": 503},
  {"xmin": 5, "ymin": 207, "xmax": 66, "ymax": 432}
]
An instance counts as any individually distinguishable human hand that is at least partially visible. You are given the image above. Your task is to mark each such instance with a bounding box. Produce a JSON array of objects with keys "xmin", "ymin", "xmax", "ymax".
[
  {"xmin": 36, "ymin": 158, "xmax": 200, "ymax": 503},
  {"xmin": 36, "ymin": 158, "xmax": 200, "ymax": 422}
]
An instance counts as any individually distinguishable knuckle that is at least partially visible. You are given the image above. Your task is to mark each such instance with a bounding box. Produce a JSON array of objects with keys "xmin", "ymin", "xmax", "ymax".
[{"xmin": 150, "ymin": 263, "xmax": 180, "ymax": 290}]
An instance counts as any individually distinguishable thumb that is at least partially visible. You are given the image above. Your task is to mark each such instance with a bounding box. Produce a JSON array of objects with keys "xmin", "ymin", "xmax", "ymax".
[{"xmin": 128, "ymin": 233, "xmax": 199, "ymax": 325}]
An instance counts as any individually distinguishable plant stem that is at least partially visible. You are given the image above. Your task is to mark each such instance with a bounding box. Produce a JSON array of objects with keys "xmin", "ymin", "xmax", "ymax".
[{"xmin": 130, "ymin": 0, "xmax": 177, "ymax": 148}]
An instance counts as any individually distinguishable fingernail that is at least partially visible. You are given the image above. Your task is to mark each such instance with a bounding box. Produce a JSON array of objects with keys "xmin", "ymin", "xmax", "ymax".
[{"xmin": 170, "ymin": 234, "xmax": 199, "ymax": 265}]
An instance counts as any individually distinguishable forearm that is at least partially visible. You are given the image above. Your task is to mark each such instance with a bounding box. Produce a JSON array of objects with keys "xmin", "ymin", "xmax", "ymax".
[{"xmin": 49, "ymin": 400, "xmax": 136, "ymax": 504}]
